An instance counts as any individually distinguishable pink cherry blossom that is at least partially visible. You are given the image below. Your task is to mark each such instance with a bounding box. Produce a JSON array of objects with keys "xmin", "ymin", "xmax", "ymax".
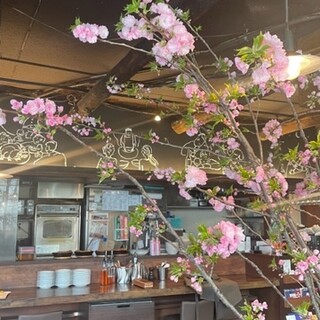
[
  {"xmin": 184, "ymin": 166, "xmax": 208, "ymax": 188},
  {"xmin": 184, "ymin": 84, "xmax": 199, "ymax": 98},
  {"xmin": 186, "ymin": 127, "xmax": 198, "ymax": 137},
  {"xmin": 21, "ymin": 98, "xmax": 45, "ymax": 115},
  {"xmin": 298, "ymin": 75, "xmax": 308, "ymax": 89},
  {"xmin": 234, "ymin": 57, "xmax": 249, "ymax": 74},
  {"xmin": 98, "ymin": 26, "xmax": 109, "ymax": 39},
  {"xmin": 72, "ymin": 23, "xmax": 99, "ymax": 43},
  {"xmin": 178, "ymin": 186, "xmax": 192, "ymax": 200},
  {"xmin": 276, "ymin": 81, "xmax": 296, "ymax": 98},
  {"xmin": 129, "ymin": 226, "xmax": 143, "ymax": 237},
  {"xmin": 252, "ymin": 62, "xmax": 271, "ymax": 85},
  {"xmin": 227, "ymin": 138, "xmax": 240, "ymax": 150},
  {"xmin": 313, "ymin": 75, "xmax": 320, "ymax": 90},
  {"xmin": 204, "ymin": 103, "xmax": 217, "ymax": 113},
  {"xmin": 262, "ymin": 119, "xmax": 282, "ymax": 146},
  {"xmin": 251, "ymin": 299, "xmax": 268, "ymax": 312},
  {"xmin": 209, "ymin": 198, "xmax": 226, "ymax": 212},
  {"xmin": 204, "ymin": 221, "xmax": 245, "ymax": 258},
  {"xmin": 10, "ymin": 99, "xmax": 23, "ymax": 111}
]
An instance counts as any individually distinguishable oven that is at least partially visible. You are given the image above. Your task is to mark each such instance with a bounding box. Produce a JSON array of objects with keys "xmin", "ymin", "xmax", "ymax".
[{"xmin": 34, "ymin": 204, "xmax": 81, "ymax": 256}]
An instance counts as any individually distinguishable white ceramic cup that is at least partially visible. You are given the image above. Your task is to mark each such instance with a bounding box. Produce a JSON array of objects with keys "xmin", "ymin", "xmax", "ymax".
[{"xmin": 165, "ymin": 242, "xmax": 178, "ymax": 255}]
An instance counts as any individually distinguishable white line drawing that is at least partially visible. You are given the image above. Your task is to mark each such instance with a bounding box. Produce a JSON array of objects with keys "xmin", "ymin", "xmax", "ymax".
[
  {"xmin": 0, "ymin": 124, "xmax": 67, "ymax": 166},
  {"xmin": 97, "ymin": 128, "xmax": 159, "ymax": 170}
]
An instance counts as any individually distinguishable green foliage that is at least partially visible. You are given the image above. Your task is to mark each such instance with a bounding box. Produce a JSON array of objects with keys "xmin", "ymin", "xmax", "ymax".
[
  {"xmin": 308, "ymin": 130, "xmax": 320, "ymax": 156},
  {"xmin": 238, "ymin": 166, "xmax": 255, "ymax": 182},
  {"xmin": 115, "ymin": 17, "xmax": 124, "ymax": 32},
  {"xmin": 240, "ymin": 300, "xmax": 255, "ymax": 320},
  {"xmin": 294, "ymin": 300, "xmax": 311, "ymax": 317},
  {"xmin": 177, "ymin": 9, "xmax": 190, "ymax": 22},
  {"xmin": 128, "ymin": 204, "xmax": 148, "ymax": 229},
  {"xmin": 236, "ymin": 32, "xmax": 269, "ymax": 65},
  {"xmin": 215, "ymin": 57, "xmax": 232, "ymax": 74},
  {"xmin": 224, "ymin": 83, "xmax": 246, "ymax": 101},
  {"xmin": 269, "ymin": 257, "xmax": 278, "ymax": 271},
  {"xmin": 98, "ymin": 166, "xmax": 115, "ymax": 184},
  {"xmin": 70, "ymin": 17, "xmax": 81, "ymax": 31},
  {"xmin": 124, "ymin": 0, "xmax": 141, "ymax": 14},
  {"xmin": 282, "ymin": 145, "xmax": 299, "ymax": 162}
]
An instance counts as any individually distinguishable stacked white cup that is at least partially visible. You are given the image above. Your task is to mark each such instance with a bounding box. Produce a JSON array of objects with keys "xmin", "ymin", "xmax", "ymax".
[
  {"xmin": 72, "ymin": 268, "xmax": 91, "ymax": 287},
  {"xmin": 55, "ymin": 269, "xmax": 72, "ymax": 288},
  {"xmin": 37, "ymin": 270, "xmax": 55, "ymax": 289}
]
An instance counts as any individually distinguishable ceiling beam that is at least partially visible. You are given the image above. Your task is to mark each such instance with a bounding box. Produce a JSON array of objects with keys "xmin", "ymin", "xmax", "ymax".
[{"xmin": 76, "ymin": 0, "xmax": 219, "ymax": 116}]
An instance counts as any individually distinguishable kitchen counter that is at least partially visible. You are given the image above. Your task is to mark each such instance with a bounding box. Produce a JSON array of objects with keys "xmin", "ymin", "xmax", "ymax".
[
  {"xmin": 0, "ymin": 275, "xmax": 278, "ymax": 310},
  {"xmin": 0, "ymin": 254, "xmax": 282, "ymax": 319}
]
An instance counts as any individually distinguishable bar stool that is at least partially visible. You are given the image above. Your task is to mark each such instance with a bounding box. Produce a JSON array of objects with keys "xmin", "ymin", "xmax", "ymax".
[
  {"xmin": 181, "ymin": 300, "xmax": 214, "ymax": 320},
  {"xmin": 18, "ymin": 311, "xmax": 62, "ymax": 320}
]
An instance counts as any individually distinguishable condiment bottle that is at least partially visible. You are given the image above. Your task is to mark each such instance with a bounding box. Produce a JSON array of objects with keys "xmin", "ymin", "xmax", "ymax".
[
  {"xmin": 106, "ymin": 251, "xmax": 116, "ymax": 284},
  {"xmin": 100, "ymin": 259, "xmax": 108, "ymax": 286},
  {"xmin": 150, "ymin": 237, "xmax": 160, "ymax": 256},
  {"xmin": 148, "ymin": 267, "xmax": 154, "ymax": 281}
]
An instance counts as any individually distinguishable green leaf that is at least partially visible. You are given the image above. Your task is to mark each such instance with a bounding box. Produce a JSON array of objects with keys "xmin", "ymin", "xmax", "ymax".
[
  {"xmin": 70, "ymin": 17, "xmax": 82, "ymax": 31},
  {"xmin": 282, "ymin": 145, "xmax": 299, "ymax": 161},
  {"xmin": 124, "ymin": 0, "xmax": 141, "ymax": 14}
]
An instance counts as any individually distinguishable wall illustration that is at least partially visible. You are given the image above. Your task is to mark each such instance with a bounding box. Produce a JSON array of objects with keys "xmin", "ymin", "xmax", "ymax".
[
  {"xmin": 97, "ymin": 128, "xmax": 159, "ymax": 170},
  {"xmin": 0, "ymin": 124, "xmax": 67, "ymax": 166},
  {"xmin": 0, "ymin": 119, "xmax": 237, "ymax": 173},
  {"xmin": 181, "ymin": 133, "xmax": 244, "ymax": 172}
]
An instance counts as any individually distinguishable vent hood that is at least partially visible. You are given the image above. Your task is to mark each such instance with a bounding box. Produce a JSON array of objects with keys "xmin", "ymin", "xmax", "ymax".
[{"xmin": 37, "ymin": 182, "xmax": 84, "ymax": 199}]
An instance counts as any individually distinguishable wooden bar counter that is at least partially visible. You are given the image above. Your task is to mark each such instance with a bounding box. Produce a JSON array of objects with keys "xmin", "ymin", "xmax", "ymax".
[{"xmin": 0, "ymin": 254, "xmax": 280, "ymax": 319}]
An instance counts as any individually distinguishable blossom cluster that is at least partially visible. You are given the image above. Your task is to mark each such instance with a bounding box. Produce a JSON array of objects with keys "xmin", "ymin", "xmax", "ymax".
[
  {"xmin": 225, "ymin": 165, "xmax": 288, "ymax": 201},
  {"xmin": 286, "ymin": 249, "xmax": 320, "ymax": 281},
  {"xmin": 118, "ymin": 2, "xmax": 194, "ymax": 66},
  {"xmin": 7, "ymin": 98, "xmax": 112, "ymax": 142},
  {"xmin": 262, "ymin": 119, "xmax": 282, "ymax": 147},
  {"xmin": 235, "ymin": 32, "xmax": 295, "ymax": 94},
  {"xmin": 72, "ymin": 1, "xmax": 195, "ymax": 68},
  {"xmin": 72, "ymin": 19, "xmax": 109, "ymax": 43},
  {"xmin": 201, "ymin": 220, "xmax": 245, "ymax": 259},
  {"xmin": 128, "ymin": 204, "xmax": 158, "ymax": 237}
]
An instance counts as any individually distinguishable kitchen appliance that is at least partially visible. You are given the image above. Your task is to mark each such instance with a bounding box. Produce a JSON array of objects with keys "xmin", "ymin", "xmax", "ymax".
[
  {"xmin": 37, "ymin": 182, "xmax": 84, "ymax": 199},
  {"xmin": 83, "ymin": 186, "xmax": 142, "ymax": 252},
  {"xmin": 34, "ymin": 204, "xmax": 81, "ymax": 255}
]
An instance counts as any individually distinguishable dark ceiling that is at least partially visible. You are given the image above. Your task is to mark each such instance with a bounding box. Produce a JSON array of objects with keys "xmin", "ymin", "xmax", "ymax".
[{"xmin": 1, "ymin": 0, "xmax": 320, "ymax": 133}]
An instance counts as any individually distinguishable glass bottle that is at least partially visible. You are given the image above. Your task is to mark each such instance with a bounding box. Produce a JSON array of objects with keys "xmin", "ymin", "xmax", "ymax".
[
  {"xmin": 99, "ymin": 258, "xmax": 108, "ymax": 286},
  {"xmin": 106, "ymin": 251, "xmax": 116, "ymax": 284},
  {"xmin": 150, "ymin": 237, "xmax": 160, "ymax": 256}
]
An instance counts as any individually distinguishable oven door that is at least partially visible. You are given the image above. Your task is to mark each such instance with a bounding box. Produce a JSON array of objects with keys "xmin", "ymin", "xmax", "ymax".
[{"xmin": 35, "ymin": 214, "xmax": 80, "ymax": 255}]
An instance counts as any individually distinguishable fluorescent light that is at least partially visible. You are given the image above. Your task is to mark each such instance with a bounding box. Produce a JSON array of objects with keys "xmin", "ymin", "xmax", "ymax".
[
  {"xmin": 287, "ymin": 55, "xmax": 303, "ymax": 80},
  {"xmin": 0, "ymin": 173, "xmax": 13, "ymax": 179},
  {"xmin": 287, "ymin": 54, "xmax": 320, "ymax": 80}
]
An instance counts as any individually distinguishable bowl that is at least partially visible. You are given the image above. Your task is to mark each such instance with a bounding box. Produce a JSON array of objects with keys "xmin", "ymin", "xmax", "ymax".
[
  {"xmin": 130, "ymin": 248, "xmax": 149, "ymax": 256},
  {"xmin": 52, "ymin": 250, "xmax": 73, "ymax": 259},
  {"xmin": 74, "ymin": 250, "xmax": 93, "ymax": 258},
  {"xmin": 94, "ymin": 250, "xmax": 106, "ymax": 257},
  {"xmin": 165, "ymin": 242, "xmax": 178, "ymax": 255}
]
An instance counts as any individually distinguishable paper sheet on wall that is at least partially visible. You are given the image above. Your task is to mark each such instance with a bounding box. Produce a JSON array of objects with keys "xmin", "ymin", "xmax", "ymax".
[
  {"xmin": 102, "ymin": 190, "xmax": 129, "ymax": 211},
  {"xmin": 128, "ymin": 194, "xmax": 142, "ymax": 207}
]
